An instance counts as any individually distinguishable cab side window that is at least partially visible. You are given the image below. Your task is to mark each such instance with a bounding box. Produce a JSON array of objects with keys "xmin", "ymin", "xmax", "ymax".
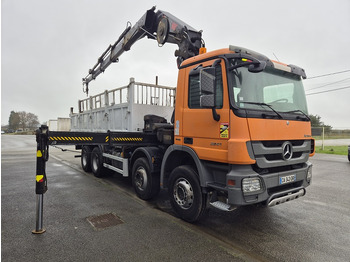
[{"xmin": 188, "ymin": 65, "xmax": 223, "ymax": 109}]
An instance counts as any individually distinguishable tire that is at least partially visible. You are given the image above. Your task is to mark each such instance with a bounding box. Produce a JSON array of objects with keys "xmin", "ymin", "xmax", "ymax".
[
  {"xmin": 91, "ymin": 147, "xmax": 105, "ymax": 178},
  {"xmin": 168, "ymin": 165, "xmax": 207, "ymax": 223},
  {"xmin": 81, "ymin": 146, "xmax": 92, "ymax": 172},
  {"xmin": 132, "ymin": 157, "xmax": 160, "ymax": 200}
]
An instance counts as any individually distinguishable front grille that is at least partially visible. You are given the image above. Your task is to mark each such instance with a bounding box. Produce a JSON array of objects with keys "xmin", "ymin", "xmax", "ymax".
[
  {"xmin": 251, "ymin": 140, "xmax": 311, "ymax": 169},
  {"xmin": 252, "ymin": 163, "xmax": 305, "ymax": 175},
  {"xmin": 265, "ymin": 151, "xmax": 303, "ymax": 161},
  {"xmin": 261, "ymin": 140, "xmax": 305, "ymax": 148}
]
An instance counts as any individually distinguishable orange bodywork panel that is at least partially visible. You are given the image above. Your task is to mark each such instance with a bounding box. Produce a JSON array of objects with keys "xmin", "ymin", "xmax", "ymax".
[
  {"xmin": 247, "ymin": 118, "xmax": 312, "ymax": 141},
  {"xmin": 175, "ymin": 56, "xmax": 231, "ymax": 163},
  {"xmin": 173, "ymin": 48, "xmax": 313, "ymax": 165},
  {"xmin": 227, "ymin": 112, "xmax": 254, "ymax": 165}
]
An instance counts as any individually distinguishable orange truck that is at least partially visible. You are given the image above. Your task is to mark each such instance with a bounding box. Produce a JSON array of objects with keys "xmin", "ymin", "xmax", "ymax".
[{"xmin": 36, "ymin": 7, "xmax": 314, "ymax": 223}]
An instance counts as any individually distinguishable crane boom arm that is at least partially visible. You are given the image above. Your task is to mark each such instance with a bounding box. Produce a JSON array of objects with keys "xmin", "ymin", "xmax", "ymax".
[{"xmin": 83, "ymin": 6, "xmax": 204, "ymax": 94}]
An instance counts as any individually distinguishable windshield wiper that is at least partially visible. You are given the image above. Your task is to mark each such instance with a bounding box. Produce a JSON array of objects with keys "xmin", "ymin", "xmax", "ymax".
[
  {"xmin": 240, "ymin": 102, "xmax": 283, "ymax": 119},
  {"xmin": 285, "ymin": 110, "xmax": 310, "ymax": 121}
]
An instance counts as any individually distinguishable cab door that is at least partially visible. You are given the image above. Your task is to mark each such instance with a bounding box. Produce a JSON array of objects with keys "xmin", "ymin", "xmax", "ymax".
[{"xmin": 181, "ymin": 59, "xmax": 230, "ymax": 163}]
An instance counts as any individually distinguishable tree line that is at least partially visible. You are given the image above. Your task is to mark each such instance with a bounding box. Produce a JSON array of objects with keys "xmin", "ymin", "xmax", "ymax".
[
  {"xmin": 309, "ymin": 114, "xmax": 332, "ymax": 134},
  {"xmin": 4, "ymin": 111, "xmax": 331, "ymax": 133},
  {"xmin": 7, "ymin": 111, "xmax": 40, "ymax": 132},
  {"xmin": 309, "ymin": 114, "xmax": 332, "ymax": 128}
]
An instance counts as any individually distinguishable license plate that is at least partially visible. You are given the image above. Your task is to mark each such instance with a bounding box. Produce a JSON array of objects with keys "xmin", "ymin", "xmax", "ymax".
[{"xmin": 279, "ymin": 174, "xmax": 296, "ymax": 185}]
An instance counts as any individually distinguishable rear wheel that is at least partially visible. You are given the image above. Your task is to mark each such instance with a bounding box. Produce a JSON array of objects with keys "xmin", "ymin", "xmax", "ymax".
[
  {"xmin": 168, "ymin": 165, "xmax": 207, "ymax": 223},
  {"xmin": 91, "ymin": 147, "xmax": 106, "ymax": 178},
  {"xmin": 81, "ymin": 146, "xmax": 92, "ymax": 172},
  {"xmin": 132, "ymin": 157, "xmax": 160, "ymax": 200}
]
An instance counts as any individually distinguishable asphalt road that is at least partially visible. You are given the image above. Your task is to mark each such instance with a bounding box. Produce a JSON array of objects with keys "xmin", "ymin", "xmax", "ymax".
[{"xmin": 2, "ymin": 135, "xmax": 350, "ymax": 261}]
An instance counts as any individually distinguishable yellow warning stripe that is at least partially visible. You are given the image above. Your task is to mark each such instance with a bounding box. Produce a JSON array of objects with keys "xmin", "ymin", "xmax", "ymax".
[
  {"xmin": 112, "ymin": 137, "xmax": 143, "ymax": 142},
  {"xmin": 49, "ymin": 136, "xmax": 93, "ymax": 141},
  {"xmin": 48, "ymin": 136, "xmax": 142, "ymax": 142}
]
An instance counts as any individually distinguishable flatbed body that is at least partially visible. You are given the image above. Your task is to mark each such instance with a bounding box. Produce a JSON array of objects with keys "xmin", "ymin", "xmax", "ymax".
[{"xmin": 71, "ymin": 79, "xmax": 175, "ymax": 132}]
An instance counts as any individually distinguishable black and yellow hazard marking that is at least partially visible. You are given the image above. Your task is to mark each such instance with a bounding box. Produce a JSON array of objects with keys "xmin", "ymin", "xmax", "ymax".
[
  {"xmin": 220, "ymin": 123, "xmax": 229, "ymax": 138},
  {"xmin": 37, "ymin": 150, "xmax": 42, "ymax": 157},
  {"xmin": 49, "ymin": 136, "xmax": 93, "ymax": 141},
  {"xmin": 36, "ymin": 175, "xmax": 44, "ymax": 182},
  {"xmin": 112, "ymin": 137, "xmax": 143, "ymax": 142},
  {"xmin": 47, "ymin": 131, "xmax": 156, "ymax": 146}
]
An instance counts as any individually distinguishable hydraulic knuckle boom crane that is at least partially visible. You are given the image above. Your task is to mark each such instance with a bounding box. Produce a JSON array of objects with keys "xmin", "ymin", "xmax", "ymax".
[{"xmin": 82, "ymin": 6, "xmax": 205, "ymax": 95}]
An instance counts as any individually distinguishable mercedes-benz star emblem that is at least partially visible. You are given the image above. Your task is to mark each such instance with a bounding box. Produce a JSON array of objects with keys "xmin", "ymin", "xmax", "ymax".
[{"xmin": 282, "ymin": 141, "xmax": 293, "ymax": 161}]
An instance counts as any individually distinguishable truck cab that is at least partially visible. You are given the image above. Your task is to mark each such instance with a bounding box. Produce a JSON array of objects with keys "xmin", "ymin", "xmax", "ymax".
[{"xmin": 160, "ymin": 46, "xmax": 314, "ymax": 221}]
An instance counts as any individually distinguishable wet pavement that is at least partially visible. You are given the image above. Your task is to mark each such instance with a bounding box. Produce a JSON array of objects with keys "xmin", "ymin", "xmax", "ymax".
[
  {"xmin": 2, "ymin": 135, "xmax": 350, "ymax": 261},
  {"xmin": 1, "ymin": 135, "xmax": 250, "ymax": 262}
]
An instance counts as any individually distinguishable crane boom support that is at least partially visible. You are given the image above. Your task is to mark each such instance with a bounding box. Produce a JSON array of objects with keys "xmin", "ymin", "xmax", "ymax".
[{"xmin": 82, "ymin": 6, "xmax": 203, "ymax": 94}]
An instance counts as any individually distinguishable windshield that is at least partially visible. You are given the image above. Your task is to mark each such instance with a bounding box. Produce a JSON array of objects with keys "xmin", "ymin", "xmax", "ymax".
[{"xmin": 229, "ymin": 59, "xmax": 308, "ymax": 116}]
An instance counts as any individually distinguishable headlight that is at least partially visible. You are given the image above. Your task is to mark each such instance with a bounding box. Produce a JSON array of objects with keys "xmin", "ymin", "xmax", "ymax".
[
  {"xmin": 242, "ymin": 177, "xmax": 262, "ymax": 193},
  {"xmin": 306, "ymin": 166, "xmax": 312, "ymax": 184}
]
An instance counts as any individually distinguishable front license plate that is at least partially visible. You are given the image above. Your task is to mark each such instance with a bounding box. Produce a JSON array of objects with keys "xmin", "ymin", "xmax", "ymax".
[{"xmin": 279, "ymin": 174, "xmax": 296, "ymax": 185}]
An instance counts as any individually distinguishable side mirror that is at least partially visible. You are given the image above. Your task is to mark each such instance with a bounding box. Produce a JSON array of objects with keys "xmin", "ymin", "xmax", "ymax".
[
  {"xmin": 199, "ymin": 67, "xmax": 216, "ymax": 108},
  {"xmin": 199, "ymin": 66, "xmax": 221, "ymax": 121},
  {"xmin": 248, "ymin": 61, "xmax": 266, "ymax": 73}
]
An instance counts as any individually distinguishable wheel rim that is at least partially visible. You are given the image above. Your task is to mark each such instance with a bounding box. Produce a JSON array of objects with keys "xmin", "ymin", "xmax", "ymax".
[
  {"xmin": 173, "ymin": 178, "xmax": 193, "ymax": 209},
  {"xmin": 135, "ymin": 167, "xmax": 148, "ymax": 191}
]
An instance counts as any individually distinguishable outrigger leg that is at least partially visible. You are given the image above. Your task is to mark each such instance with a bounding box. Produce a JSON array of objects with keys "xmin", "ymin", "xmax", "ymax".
[{"xmin": 32, "ymin": 125, "xmax": 49, "ymax": 234}]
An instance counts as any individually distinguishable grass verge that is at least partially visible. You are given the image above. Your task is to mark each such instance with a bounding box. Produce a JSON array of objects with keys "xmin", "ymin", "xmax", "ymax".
[
  {"xmin": 313, "ymin": 136, "xmax": 350, "ymax": 140},
  {"xmin": 315, "ymin": 145, "xmax": 348, "ymax": 155}
]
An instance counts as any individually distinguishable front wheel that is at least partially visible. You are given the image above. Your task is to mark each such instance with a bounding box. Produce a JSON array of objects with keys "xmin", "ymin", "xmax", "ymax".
[{"xmin": 168, "ymin": 165, "xmax": 207, "ymax": 223}]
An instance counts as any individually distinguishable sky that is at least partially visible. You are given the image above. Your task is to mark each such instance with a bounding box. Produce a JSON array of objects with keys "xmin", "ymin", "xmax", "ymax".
[{"xmin": 2, "ymin": 0, "xmax": 350, "ymax": 129}]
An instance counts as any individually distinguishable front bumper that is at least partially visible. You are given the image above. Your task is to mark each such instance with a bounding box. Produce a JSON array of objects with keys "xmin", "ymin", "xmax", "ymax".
[
  {"xmin": 267, "ymin": 187, "xmax": 305, "ymax": 207},
  {"xmin": 225, "ymin": 161, "xmax": 312, "ymax": 206}
]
